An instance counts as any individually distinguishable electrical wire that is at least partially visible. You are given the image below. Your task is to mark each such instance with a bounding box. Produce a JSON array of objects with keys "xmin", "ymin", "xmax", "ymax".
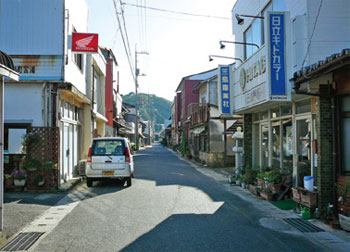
[
  {"xmin": 119, "ymin": 0, "xmax": 134, "ymax": 68},
  {"xmin": 301, "ymin": 0, "xmax": 323, "ymax": 68},
  {"xmin": 121, "ymin": 2, "xmax": 231, "ymax": 20},
  {"xmin": 112, "ymin": 0, "xmax": 136, "ymax": 82}
]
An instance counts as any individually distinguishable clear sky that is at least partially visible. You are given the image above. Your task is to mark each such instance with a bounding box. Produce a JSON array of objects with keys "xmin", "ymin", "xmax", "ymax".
[{"xmin": 86, "ymin": 0, "xmax": 237, "ymax": 101}]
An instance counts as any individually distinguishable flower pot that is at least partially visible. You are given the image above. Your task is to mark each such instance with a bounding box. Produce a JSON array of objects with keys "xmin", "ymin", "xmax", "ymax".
[
  {"xmin": 5, "ymin": 179, "xmax": 13, "ymax": 187},
  {"xmin": 37, "ymin": 179, "xmax": 45, "ymax": 187},
  {"xmin": 248, "ymin": 184, "xmax": 259, "ymax": 195},
  {"xmin": 14, "ymin": 179, "xmax": 25, "ymax": 187},
  {"xmin": 257, "ymin": 178, "xmax": 265, "ymax": 187},
  {"xmin": 271, "ymin": 184, "xmax": 282, "ymax": 194},
  {"xmin": 260, "ymin": 191, "xmax": 274, "ymax": 201},
  {"xmin": 339, "ymin": 214, "xmax": 350, "ymax": 232}
]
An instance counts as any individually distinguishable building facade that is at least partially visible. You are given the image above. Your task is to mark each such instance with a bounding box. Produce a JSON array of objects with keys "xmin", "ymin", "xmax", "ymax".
[
  {"xmin": 0, "ymin": 0, "xmax": 107, "ymax": 185},
  {"xmin": 230, "ymin": 0, "xmax": 350, "ymax": 209}
]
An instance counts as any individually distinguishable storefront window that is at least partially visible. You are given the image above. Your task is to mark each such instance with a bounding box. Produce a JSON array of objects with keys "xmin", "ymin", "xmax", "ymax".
[
  {"xmin": 341, "ymin": 96, "xmax": 350, "ymax": 172},
  {"xmin": 259, "ymin": 111, "xmax": 269, "ymax": 120},
  {"xmin": 261, "ymin": 124, "xmax": 269, "ymax": 167},
  {"xmin": 253, "ymin": 113, "xmax": 259, "ymax": 121},
  {"xmin": 8, "ymin": 128, "xmax": 27, "ymax": 154},
  {"xmin": 271, "ymin": 108, "xmax": 280, "ymax": 118},
  {"xmin": 281, "ymin": 106, "xmax": 292, "ymax": 116},
  {"xmin": 272, "ymin": 121, "xmax": 281, "ymax": 168},
  {"xmin": 282, "ymin": 119, "xmax": 293, "ymax": 173},
  {"xmin": 244, "ymin": 18, "xmax": 262, "ymax": 59},
  {"xmin": 296, "ymin": 100, "xmax": 311, "ymax": 114}
]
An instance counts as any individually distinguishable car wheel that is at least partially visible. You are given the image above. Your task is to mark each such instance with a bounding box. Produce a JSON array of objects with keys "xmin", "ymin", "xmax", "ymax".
[
  {"xmin": 87, "ymin": 178, "xmax": 93, "ymax": 187},
  {"xmin": 126, "ymin": 176, "xmax": 132, "ymax": 187}
]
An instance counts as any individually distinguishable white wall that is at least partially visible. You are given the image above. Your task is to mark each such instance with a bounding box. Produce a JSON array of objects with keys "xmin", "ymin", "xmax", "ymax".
[
  {"xmin": 64, "ymin": 0, "xmax": 89, "ymax": 94},
  {"xmin": 232, "ymin": 0, "xmax": 350, "ymax": 71},
  {"xmin": 4, "ymin": 83, "xmax": 44, "ymax": 126}
]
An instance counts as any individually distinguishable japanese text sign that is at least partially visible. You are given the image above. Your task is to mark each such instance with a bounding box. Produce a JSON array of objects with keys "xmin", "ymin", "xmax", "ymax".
[
  {"xmin": 269, "ymin": 13, "xmax": 286, "ymax": 97},
  {"xmin": 219, "ymin": 66, "xmax": 231, "ymax": 114}
]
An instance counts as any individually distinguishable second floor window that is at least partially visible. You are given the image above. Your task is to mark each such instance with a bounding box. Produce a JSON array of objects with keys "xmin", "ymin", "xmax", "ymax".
[{"xmin": 244, "ymin": 18, "xmax": 263, "ymax": 60}]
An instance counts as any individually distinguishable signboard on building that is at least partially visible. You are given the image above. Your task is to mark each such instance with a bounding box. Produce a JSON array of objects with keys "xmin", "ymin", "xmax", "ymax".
[
  {"xmin": 268, "ymin": 12, "xmax": 287, "ymax": 101},
  {"xmin": 72, "ymin": 33, "xmax": 99, "ymax": 53},
  {"xmin": 218, "ymin": 65, "xmax": 231, "ymax": 115}
]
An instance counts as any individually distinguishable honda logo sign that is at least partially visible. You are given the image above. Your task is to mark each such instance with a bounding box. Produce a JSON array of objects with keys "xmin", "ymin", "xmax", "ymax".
[{"xmin": 72, "ymin": 32, "xmax": 99, "ymax": 53}]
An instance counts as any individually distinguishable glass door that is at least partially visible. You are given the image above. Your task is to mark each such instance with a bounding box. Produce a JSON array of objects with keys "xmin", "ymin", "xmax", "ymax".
[
  {"xmin": 296, "ymin": 117, "xmax": 313, "ymax": 186},
  {"xmin": 260, "ymin": 124, "xmax": 269, "ymax": 168}
]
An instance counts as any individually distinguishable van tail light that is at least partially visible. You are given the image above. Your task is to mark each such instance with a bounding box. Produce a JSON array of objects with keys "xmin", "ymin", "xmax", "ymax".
[
  {"xmin": 87, "ymin": 147, "xmax": 92, "ymax": 163},
  {"xmin": 125, "ymin": 147, "xmax": 131, "ymax": 163}
]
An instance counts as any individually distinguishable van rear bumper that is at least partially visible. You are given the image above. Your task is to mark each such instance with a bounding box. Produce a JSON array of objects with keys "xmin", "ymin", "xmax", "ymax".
[{"xmin": 85, "ymin": 165, "xmax": 131, "ymax": 178}]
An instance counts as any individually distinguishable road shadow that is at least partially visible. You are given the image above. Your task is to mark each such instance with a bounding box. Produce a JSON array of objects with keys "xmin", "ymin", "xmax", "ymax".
[{"xmin": 120, "ymin": 145, "xmax": 327, "ymax": 252}]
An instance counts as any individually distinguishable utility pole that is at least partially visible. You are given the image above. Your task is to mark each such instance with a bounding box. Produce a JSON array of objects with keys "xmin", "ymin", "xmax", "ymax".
[{"xmin": 134, "ymin": 45, "xmax": 148, "ymax": 150}]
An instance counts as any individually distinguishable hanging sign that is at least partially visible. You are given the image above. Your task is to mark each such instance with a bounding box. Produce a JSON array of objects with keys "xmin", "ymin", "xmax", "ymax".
[
  {"xmin": 219, "ymin": 65, "xmax": 231, "ymax": 114},
  {"xmin": 268, "ymin": 12, "xmax": 287, "ymax": 100},
  {"xmin": 72, "ymin": 32, "xmax": 99, "ymax": 53}
]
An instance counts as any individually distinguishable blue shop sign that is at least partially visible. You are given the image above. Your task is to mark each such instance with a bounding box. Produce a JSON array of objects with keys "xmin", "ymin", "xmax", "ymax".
[
  {"xmin": 269, "ymin": 13, "xmax": 286, "ymax": 96},
  {"xmin": 220, "ymin": 66, "xmax": 230, "ymax": 114}
]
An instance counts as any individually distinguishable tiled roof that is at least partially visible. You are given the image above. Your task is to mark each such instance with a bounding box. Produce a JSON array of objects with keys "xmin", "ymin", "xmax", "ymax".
[{"xmin": 292, "ymin": 49, "xmax": 350, "ymax": 84}]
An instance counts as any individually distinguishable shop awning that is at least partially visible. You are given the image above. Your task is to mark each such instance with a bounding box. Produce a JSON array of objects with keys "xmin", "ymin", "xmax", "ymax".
[
  {"xmin": 192, "ymin": 126, "xmax": 206, "ymax": 135},
  {"xmin": 93, "ymin": 111, "xmax": 108, "ymax": 122}
]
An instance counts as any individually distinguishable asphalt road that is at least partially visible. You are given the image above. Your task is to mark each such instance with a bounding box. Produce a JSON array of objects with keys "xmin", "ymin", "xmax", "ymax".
[{"xmin": 31, "ymin": 144, "xmax": 329, "ymax": 252}]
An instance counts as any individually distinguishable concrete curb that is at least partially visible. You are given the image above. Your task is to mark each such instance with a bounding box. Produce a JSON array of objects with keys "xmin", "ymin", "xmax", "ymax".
[{"xmin": 58, "ymin": 177, "xmax": 82, "ymax": 192}]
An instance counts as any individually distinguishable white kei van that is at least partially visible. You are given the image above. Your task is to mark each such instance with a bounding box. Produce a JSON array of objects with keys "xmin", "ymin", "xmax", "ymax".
[{"xmin": 85, "ymin": 137, "xmax": 134, "ymax": 187}]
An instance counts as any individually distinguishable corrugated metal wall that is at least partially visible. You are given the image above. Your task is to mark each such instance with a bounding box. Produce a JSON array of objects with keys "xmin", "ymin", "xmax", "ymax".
[{"xmin": 0, "ymin": 0, "xmax": 64, "ymax": 55}]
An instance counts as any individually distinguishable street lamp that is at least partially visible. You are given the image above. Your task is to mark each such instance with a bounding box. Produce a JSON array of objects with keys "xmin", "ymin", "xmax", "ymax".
[
  {"xmin": 134, "ymin": 46, "xmax": 148, "ymax": 150},
  {"xmin": 219, "ymin": 40, "xmax": 260, "ymax": 50},
  {"xmin": 209, "ymin": 55, "xmax": 243, "ymax": 63},
  {"xmin": 235, "ymin": 14, "xmax": 264, "ymax": 25}
]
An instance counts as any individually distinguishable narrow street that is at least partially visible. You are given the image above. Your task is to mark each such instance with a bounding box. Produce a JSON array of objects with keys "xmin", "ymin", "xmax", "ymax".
[{"xmin": 26, "ymin": 145, "xmax": 329, "ymax": 252}]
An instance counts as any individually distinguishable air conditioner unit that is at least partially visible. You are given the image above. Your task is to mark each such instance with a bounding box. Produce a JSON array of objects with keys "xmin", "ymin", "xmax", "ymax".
[{"xmin": 78, "ymin": 160, "xmax": 87, "ymax": 176}]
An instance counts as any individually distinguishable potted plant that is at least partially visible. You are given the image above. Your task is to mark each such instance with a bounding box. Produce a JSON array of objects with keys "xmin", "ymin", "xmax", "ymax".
[
  {"xmin": 265, "ymin": 171, "xmax": 283, "ymax": 193},
  {"xmin": 260, "ymin": 186, "xmax": 274, "ymax": 201},
  {"xmin": 337, "ymin": 179, "xmax": 350, "ymax": 231},
  {"xmin": 21, "ymin": 132, "xmax": 39, "ymax": 154},
  {"xmin": 4, "ymin": 173, "xmax": 14, "ymax": 187},
  {"xmin": 42, "ymin": 161, "xmax": 57, "ymax": 171},
  {"xmin": 23, "ymin": 158, "xmax": 41, "ymax": 172},
  {"xmin": 13, "ymin": 170, "xmax": 26, "ymax": 186},
  {"xmin": 33, "ymin": 174, "xmax": 45, "ymax": 187}
]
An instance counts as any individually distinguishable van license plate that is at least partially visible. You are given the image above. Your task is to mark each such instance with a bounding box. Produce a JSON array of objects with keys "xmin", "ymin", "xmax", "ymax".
[{"xmin": 103, "ymin": 171, "xmax": 114, "ymax": 176}]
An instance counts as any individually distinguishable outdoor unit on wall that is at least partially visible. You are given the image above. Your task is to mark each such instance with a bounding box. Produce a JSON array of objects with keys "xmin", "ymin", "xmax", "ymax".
[{"xmin": 78, "ymin": 160, "xmax": 87, "ymax": 176}]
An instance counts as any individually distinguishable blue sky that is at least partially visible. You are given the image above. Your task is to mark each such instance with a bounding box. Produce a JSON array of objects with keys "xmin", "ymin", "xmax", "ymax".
[{"xmin": 86, "ymin": 0, "xmax": 236, "ymax": 101}]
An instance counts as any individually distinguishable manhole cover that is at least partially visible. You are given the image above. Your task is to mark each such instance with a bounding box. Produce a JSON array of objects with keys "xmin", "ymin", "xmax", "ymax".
[
  {"xmin": 0, "ymin": 232, "xmax": 44, "ymax": 251},
  {"xmin": 283, "ymin": 218, "xmax": 324, "ymax": 233}
]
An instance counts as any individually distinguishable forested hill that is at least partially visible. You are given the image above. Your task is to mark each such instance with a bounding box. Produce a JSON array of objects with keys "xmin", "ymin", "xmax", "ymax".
[{"xmin": 122, "ymin": 92, "xmax": 172, "ymax": 132}]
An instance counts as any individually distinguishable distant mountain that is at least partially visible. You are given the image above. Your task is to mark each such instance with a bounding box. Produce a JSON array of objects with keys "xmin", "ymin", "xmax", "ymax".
[{"xmin": 122, "ymin": 92, "xmax": 172, "ymax": 132}]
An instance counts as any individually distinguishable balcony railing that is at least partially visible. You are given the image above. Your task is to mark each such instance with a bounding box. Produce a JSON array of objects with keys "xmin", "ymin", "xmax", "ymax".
[{"xmin": 188, "ymin": 103, "xmax": 209, "ymax": 126}]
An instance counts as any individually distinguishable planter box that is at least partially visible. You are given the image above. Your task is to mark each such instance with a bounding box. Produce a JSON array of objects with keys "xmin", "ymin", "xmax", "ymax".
[
  {"xmin": 292, "ymin": 188, "xmax": 301, "ymax": 202},
  {"xmin": 256, "ymin": 178, "xmax": 265, "ymax": 187},
  {"xmin": 14, "ymin": 179, "xmax": 25, "ymax": 187},
  {"xmin": 260, "ymin": 191, "xmax": 274, "ymax": 201},
  {"xmin": 339, "ymin": 214, "xmax": 350, "ymax": 232},
  {"xmin": 248, "ymin": 184, "xmax": 259, "ymax": 195},
  {"xmin": 292, "ymin": 187, "xmax": 317, "ymax": 208},
  {"xmin": 271, "ymin": 184, "xmax": 282, "ymax": 194}
]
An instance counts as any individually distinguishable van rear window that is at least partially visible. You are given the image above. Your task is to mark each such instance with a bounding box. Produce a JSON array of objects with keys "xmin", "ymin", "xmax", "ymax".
[{"xmin": 92, "ymin": 140, "xmax": 125, "ymax": 156}]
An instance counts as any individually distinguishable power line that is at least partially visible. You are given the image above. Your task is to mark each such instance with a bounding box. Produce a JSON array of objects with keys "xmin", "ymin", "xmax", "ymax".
[
  {"xmin": 112, "ymin": 0, "xmax": 136, "ymax": 82},
  {"xmin": 301, "ymin": 0, "xmax": 323, "ymax": 68},
  {"xmin": 121, "ymin": 2, "xmax": 231, "ymax": 20},
  {"xmin": 119, "ymin": 0, "xmax": 134, "ymax": 69}
]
